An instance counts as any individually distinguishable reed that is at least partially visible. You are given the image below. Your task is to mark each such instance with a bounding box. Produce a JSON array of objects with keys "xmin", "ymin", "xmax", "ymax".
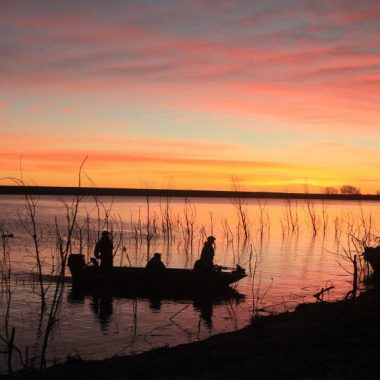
[
  {"xmin": 257, "ymin": 199, "xmax": 270, "ymax": 240},
  {"xmin": 248, "ymin": 244, "xmax": 273, "ymax": 319},
  {"xmin": 321, "ymin": 201, "xmax": 328, "ymax": 237},
  {"xmin": 221, "ymin": 218, "xmax": 234, "ymax": 246},
  {"xmin": 37, "ymin": 160, "xmax": 87, "ymax": 373},
  {"xmin": 231, "ymin": 177, "xmax": 251, "ymax": 242},
  {"xmin": 14, "ymin": 179, "xmax": 47, "ymax": 311},
  {"xmin": 1, "ymin": 229, "xmax": 12, "ymax": 339},
  {"xmin": 160, "ymin": 195, "xmax": 173, "ymax": 242},
  {"xmin": 285, "ymin": 198, "xmax": 299, "ymax": 233},
  {"xmin": 333, "ymin": 216, "xmax": 342, "ymax": 244},
  {"xmin": 146, "ymin": 194, "xmax": 152, "ymax": 260},
  {"xmin": 0, "ymin": 227, "xmax": 18, "ymax": 375},
  {"xmin": 182, "ymin": 198, "xmax": 197, "ymax": 255},
  {"xmin": 332, "ymin": 215, "xmax": 371, "ymax": 301},
  {"xmin": 305, "ymin": 199, "xmax": 320, "ymax": 236}
]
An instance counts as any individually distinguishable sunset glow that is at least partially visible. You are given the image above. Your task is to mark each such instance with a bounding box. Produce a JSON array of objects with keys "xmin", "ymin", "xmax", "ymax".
[{"xmin": 1, "ymin": 1, "xmax": 380, "ymax": 192}]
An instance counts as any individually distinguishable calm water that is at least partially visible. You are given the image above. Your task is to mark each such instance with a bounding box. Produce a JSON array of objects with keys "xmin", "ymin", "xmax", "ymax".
[{"xmin": 1, "ymin": 195, "xmax": 379, "ymax": 373}]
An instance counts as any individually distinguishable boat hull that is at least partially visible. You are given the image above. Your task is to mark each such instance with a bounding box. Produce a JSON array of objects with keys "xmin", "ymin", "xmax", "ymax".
[{"xmin": 70, "ymin": 266, "xmax": 246, "ymax": 297}]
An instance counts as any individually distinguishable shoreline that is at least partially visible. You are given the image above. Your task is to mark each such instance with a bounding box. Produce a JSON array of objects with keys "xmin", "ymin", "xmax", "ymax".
[
  {"xmin": 14, "ymin": 288, "xmax": 380, "ymax": 379},
  {"xmin": 1, "ymin": 185, "xmax": 380, "ymax": 201}
]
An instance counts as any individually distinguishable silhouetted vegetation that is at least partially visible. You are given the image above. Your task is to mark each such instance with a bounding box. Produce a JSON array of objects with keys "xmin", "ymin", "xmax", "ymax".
[
  {"xmin": 324, "ymin": 186, "xmax": 338, "ymax": 194},
  {"xmin": 340, "ymin": 185, "xmax": 361, "ymax": 195}
]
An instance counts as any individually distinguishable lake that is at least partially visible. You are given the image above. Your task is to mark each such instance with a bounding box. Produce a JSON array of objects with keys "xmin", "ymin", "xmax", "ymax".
[{"xmin": 0, "ymin": 195, "xmax": 378, "ymax": 373}]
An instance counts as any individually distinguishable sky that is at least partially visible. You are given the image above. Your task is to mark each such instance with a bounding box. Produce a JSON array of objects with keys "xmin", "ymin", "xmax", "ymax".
[{"xmin": 1, "ymin": 0, "xmax": 380, "ymax": 193}]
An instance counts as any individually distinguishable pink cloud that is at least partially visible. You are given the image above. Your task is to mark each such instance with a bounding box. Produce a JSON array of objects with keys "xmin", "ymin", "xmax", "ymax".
[
  {"xmin": 30, "ymin": 103, "xmax": 47, "ymax": 113},
  {"xmin": 0, "ymin": 101, "xmax": 9, "ymax": 110},
  {"xmin": 0, "ymin": 150, "xmax": 294, "ymax": 168}
]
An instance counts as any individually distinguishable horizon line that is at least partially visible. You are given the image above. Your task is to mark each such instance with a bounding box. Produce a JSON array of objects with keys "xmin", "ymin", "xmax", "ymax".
[{"xmin": 0, "ymin": 185, "xmax": 379, "ymax": 201}]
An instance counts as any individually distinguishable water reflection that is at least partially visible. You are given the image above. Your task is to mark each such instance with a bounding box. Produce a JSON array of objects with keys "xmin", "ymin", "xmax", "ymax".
[
  {"xmin": 68, "ymin": 286, "xmax": 245, "ymax": 330},
  {"xmin": 90, "ymin": 292, "xmax": 114, "ymax": 330},
  {"xmin": 193, "ymin": 297, "xmax": 213, "ymax": 328}
]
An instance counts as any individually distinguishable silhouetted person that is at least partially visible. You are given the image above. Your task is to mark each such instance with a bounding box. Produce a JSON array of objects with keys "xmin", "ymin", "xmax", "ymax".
[
  {"xmin": 194, "ymin": 236, "xmax": 216, "ymax": 272},
  {"xmin": 146, "ymin": 253, "xmax": 165, "ymax": 271},
  {"xmin": 94, "ymin": 231, "xmax": 113, "ymax": 268}
]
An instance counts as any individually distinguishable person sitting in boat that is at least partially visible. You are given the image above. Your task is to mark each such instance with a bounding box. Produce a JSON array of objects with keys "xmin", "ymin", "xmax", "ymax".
[
  {"xmin": 194, "ymin": 236, "xmax": 216, "ymax": 272},
  {"xmin": 146, "ymin": 253, "xmax": 166, "ymax": 271},
  {"xmin": 94, "ymin": 231, "xmax": 113, "ymax": 268}
]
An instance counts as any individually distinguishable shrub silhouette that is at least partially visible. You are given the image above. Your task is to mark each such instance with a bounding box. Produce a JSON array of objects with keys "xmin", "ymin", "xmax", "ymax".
[
  {"xmin": 340, "ymin": 185, "xmax": 361, "ymax": 195},
  {"xmin": 324, "ymin": 186, "xmax": 338, "ymax": 194}
]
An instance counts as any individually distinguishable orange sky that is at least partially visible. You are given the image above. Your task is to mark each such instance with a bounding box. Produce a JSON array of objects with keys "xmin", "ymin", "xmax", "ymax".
[{"xmin": 1, "ymin": 1, "xmax": 380, "ymax": 193}]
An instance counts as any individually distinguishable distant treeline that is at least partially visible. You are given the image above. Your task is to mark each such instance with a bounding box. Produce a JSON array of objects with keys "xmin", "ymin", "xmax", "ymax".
[{"xmin": 1, "ymin": 185, "xmax": 380, "ymax": 201}]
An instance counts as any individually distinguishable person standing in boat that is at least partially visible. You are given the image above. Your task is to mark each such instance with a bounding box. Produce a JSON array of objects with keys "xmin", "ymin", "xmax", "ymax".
[
  {"xmin": 94, "ymin": 231, "xmax": 113, "ymax": 268},
  {"xmin": 195, "ymin": 236, "xmax": 216, "ymax": 272},
  {"xmin": 146, "ymin": 252, "xmax": 166, "ymax": 271}
]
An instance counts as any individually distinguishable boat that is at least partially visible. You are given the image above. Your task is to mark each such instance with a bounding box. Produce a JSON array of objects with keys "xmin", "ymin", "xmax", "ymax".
[
  {"xmin": 67, "ymin": 254, "xmax": 247, "ymax": 297},
  {"xmin": 364, "ymin": 246, "xmax": 380, "ymax": 276}
]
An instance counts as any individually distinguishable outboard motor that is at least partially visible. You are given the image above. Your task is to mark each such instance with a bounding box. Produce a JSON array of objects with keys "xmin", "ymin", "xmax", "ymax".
[{"xmin": 67, "ymin": 254, "xmax": 86, "ymax": 277}]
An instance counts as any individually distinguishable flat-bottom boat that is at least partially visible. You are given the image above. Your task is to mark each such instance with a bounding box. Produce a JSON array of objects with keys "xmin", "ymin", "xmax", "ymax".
[{"xmin": 67, "ymin": 254, "xmax": 246, "ymax": 297}]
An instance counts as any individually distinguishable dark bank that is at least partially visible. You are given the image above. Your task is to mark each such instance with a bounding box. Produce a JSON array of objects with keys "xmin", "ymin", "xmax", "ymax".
[
  {"xmin": 1, "ymin": 185, "xmax": 380, "ymax": 201},
  {"xmin": 12, "ymin": 287, "xmax": 380, "ymax": 380}
]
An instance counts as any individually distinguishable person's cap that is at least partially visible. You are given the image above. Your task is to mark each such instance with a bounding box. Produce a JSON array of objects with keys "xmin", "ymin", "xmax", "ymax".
[
  {"xmin": 101, "ymin": 231, "xmax": 109, "ymax": 237},
  {"xmin": 153, "ymin": 252, "xmax": 161, "ymax": 258},
  {"xmin": 207, "ymin": 236, "xmax": 216, "ymax": 242}
]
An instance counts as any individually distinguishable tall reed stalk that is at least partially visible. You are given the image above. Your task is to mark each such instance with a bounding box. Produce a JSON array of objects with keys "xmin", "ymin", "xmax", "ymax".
[
  {"xmin": 231, "ymin": 177, "xmax": 250, "ymax": 242},
  {"xmin": 146, "ymin": 195, "xmax": 151, "ymax": 260},
  {"xmin": 285, "ymin": 198, "xmax": 299, "ymax": 233},
  {"xmin": 305, "ymin": 199, "xmax": 319, "ymax": 236},
  {"xmin": 0, "ymin": 227, "xmax": 18, "ymax": 375},
  {"xmin": 7, "ymin": 177, "xmax": 47, "ymax": 312},
  {"xmin": 37, "ymin": 159, "xmax": 86, "ymax": 373}
]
